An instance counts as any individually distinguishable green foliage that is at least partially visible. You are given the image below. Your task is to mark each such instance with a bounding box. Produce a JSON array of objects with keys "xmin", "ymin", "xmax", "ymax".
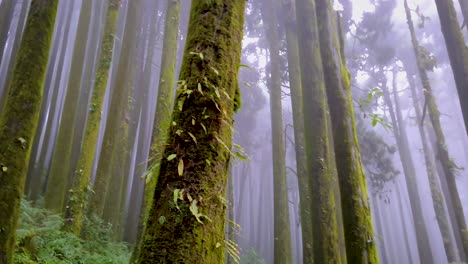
[
  {"xmin": 239, "ymin": 249, "xmax": 266, "ymax": 264},
  {"xmin": 14, "ymin": 200, "xmax": 130, "ymax": 264}
]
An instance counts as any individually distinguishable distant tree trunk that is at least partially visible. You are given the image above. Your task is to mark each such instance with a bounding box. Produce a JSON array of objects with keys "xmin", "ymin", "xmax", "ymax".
[
  {"xmin": 137, "ymin": 0, "xmax": 245, "ymax": 261},
  {"xmin": 45, "ymin": 0, "xmax": 93, "ymax": 213},
  {"xmin": 0, "ymin": 0, "xmax": 15, "ymax": 65},
  {"xmin": 394, "ymin": 181, "xmax": 413, "ymax": 264},
  {"xmin": 25, "ymin": 0, "xmax": 70, "ymax": 197},
  {"xmin": 131, "ymin": 0, "xmax": 181, "ymax": 260},
  {"xmin": 0, "ymin": 0, "xmax": 59, "ymax": 262},
  {"xmin": 434, "ymin": 0, "xmax": 468, "ymax": 136},
  {"xmin": 405, "ymin": 0, "xmax": 468, "ymax": 259},
  {"xmin": 62, "ymin": 0, "xmax": 119, "ymax": 235},
  {"xmin": 281, "ymin": 0, "xmax": 312, "ymax": 261},
  {"xmin": 458, "ymin": 0, "xmax": 468, "ymax": 31},
  {"xmin": 316, "ymin": 2, "xmax": 378, "ymax": 262},
  {"xmin": 372, "ymin": 194, "xmax": 389, "ymax": 264},
  {"xmin": 0, "ymin": 0, "xmax": 30, "ymax": 111},
  {"xmin": 88, "ymin": 0, "xmax": 142, "ymax": 217},
  {"xmin": 295, "ymin": 0, "xmax": 342, "ymax": 262},
  {"xmin": 260, "ymin": 1, "xmax": 293, "ymax": 263},
  {"xmin": 404, "ymin": 68, "xmax": 457, "ymax": 261},
  {"xmin": 380, "ymin": 72, "xmax": 434, "ymax": 264}
]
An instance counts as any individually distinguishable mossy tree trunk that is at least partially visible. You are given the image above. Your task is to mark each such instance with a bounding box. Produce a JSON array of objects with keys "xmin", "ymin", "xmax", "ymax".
[
  {"xmin": 62, "ymin": 0, "xmax": 119, "ymax": 235},
  {"xmin": 404, "ymin": 66, "xmax": 457, "ymax": 262},
  {"xmin": 380, "ymin": 72, "xmax": 434, "ymax": 264},
  {"xmin": 434, "ymin": 0, "xmax": 468, "ymax": 136},
  {"xmin": 137, "ymin": 0, "xmax": 246, "ymax": 262},
  {"xmin": 88, "ymin": 0, "xmax": 142, "ymax": 217},
  {"xmin": 295, "ymin": 0, "xmax": 342, "ymax": 262},
  {"xmin": 142, "ymin": 0, "xmax": 181, "ymax": 233},
  {"xmin": 281, "ymin": 0, "xmax": 312, "ymax": 261},
  {"xmin": 406, "ymin": 0, "xmax": 468, "ymax": 259},
  {"xmin": 45, "ymin": 0, "xmax": 93, "ymax": 213},
  {"xmin": 131, "ymin": 0, "xmax": 181, "ymax": 260},
  {"xmin": 260, "ymin": 1, "xmax": 293, "ymax": 263},
  {"xmin": 0, "ymin": 0, "xmax": 59, "ymax": 262},
  {"xmin": 316, "ymin": 1, "xmax": 378, "ymax": 262}
]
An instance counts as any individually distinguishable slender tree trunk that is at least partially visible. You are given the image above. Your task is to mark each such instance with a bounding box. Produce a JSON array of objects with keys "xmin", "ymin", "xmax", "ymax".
[
  {"xmin": 434, "ymin": 0, "xmax": 468, "ymax": 136},
  {"xmin": 295, "ymin": 0, "xmax": 341, "ymax": 262},
  {"xmin": 406, "ymin": 0, "xmax": 468, "ymax": 259},
  {"xmin": 372, "ymin": 194, "xmax": 389, "ymax": 264},
  {"xmin": 0, "ymin": 0, "xmax": 15, "ymax": 65},
  {"xmin": 380, "ymin": 72, "xmax": 434, "ymax": 264},
  {"xmin": 88, "ymin": 0, "xmax": 142, "ymax": 217},
  {"xmin": 260, "ymin": 1, "xmax": 293, "ymax": 263},
  {"xmin": 316, "ymin": 2, "xmax": 378, "ymax": 262},
  {"xmin": 45, "ymin": 0, "xmax": 93, "ymax": 213},
  {"xmin": 281, "ymin": 0, "xmax": 312, "ymax": 261},
  {"xmin": 404, "ymin": 64, "xmax": 458, "ymax": 262},
  {"xmin": 458, "ymin": 0, "xmax": 468, "ymax": 31},
  {"xmin": 137, "ymin": 0, "xmax": 246, "ymax": 261},
  {"xmin": 0, "ymin": 0, "xmax": 59, "ymax": 262},
  {"xmin": 62, "ymin": 0, "xmax": 119, "ymax": 234},
  {"xmin": 394, "ymin": 181, "xmax": 413, "ymax": 264},
  {"xmin": 131, "ymin": 0, "xmax": 181, "ymax": 260}
]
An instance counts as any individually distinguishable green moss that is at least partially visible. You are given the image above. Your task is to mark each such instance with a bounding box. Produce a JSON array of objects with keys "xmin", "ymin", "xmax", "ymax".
[
  {"xmin": 137, "ymin": 0, "xmax": 246, "ymax": 262},
  {"xmin": 316, "ymin": 1, "xmax": 378, "ymax": 263},
  {"xmin": 0, "ymin": 0, "xmax": 59, "ymax": 262},
  {"xmin": 88, "ymin": 0, "xmax": 141, "ymax": 217},
  {"xmin": 63, "ymin": 0, "xmax": 119, "ymax": 235}
]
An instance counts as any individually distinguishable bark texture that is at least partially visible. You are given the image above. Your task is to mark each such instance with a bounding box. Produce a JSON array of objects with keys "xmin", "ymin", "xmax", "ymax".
[
  {"xmin": 137, "ymin": 0, "xmax": 245, "ymax": 262},
  {"xmin": 0, "ymin": 0, "xmax": 58, "ymax": 262},
  {"xmin": 295, "ymin": 0, "xmax": 342, "ymax": 262}
]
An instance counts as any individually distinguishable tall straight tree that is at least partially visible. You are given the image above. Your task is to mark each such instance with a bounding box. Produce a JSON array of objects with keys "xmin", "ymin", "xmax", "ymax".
[
  {"xmin": 295, "ymin": 0, "xmax": 342, "ymax": 262},
  {"xmin": 405, "ymin": 0, "xmax": 468, "ymax": 258},
  {"xmin": 281, "ymin": 0, "xmax": 311, "ymax": 261},
  {"xmin": 316, "ymin": 1, "xmax": 378, "ymax": 262},
  {"xmin": 63, "ymin": 0, "xmax": 120, "ymax": 235},
  {"xmin": 260, "ymin": 1, "xmax": 293, "ymax": 263},
  {"xmin": 137, "ymin": 0, "xmax": 246, "ymax": 261},
  {"xmin": 0, "ymin": 0, "xmax": 15, "ymax": 65},
  {"xmin": 88, "ymin": 0, "xmax": 142, "ymax": 217},
  {"xmin": 433, "ymin": 0, "xmax": 468, "ymax": 135},
  {"xmin": 132, "ymin": 0, "xmax": 181, "ymax": 259},
  {"xmin": 45, "ymin": 0, "xmax": 93, "ymax": 212},
  {"xmin": 0, "ymin": 0, "xmax": 59, "ymax": 262}
]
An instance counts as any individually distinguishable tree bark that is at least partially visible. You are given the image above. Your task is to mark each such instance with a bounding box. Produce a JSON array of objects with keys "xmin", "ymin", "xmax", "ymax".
[
  {"xmin": 295, "ymin": 0, "xmax": 342, "ymax": 262},
  {"xmin": 434, "ymin": 0, "xmax": 468, "ymax": 136},
  {"xmin": 137, "ymin": 0, "xmax": 246, "ymax": 261},
  {"xmin": 0, "ymin": 0, "xmax": 59, "ymax": 262},
  {"xmin": 317, "ymin": 2, "xmax": 378, "ymax": 262}
]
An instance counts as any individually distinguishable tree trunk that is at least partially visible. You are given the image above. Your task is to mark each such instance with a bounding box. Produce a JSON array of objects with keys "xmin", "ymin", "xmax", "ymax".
[
  {"xmin": 380, "ymin": 72, "xmax": 434, "ymax": 264},
  {"xmin": 0, "ymin": 0, "xmax": 15, "ymax": 65},
  {"xmin": 62, "ymin": 0, "xmax": 119, "ymax": 234},
  {"xmin": 88, "ymin": 0, "xmax": 142, "ymax": 217},
  {"xmin": 295, "ymin": 0, "xmax": 342, "ymax": 262},
  {"xmin": 406, "ymin": 0, "xmax": 468, "ymax": 259},
  {"xmin": 404, "ymin": 63, "xmax": 458, "ymax": 262},
  {"xmin": 137, "ymin": 0, "xmax": 246, "ymax": 261},
  {"xmin": 281, "ymin": 0, "xmax": 312, "ymax": 262},
  {"xmin": 434, "ymin": 0, "xmax": 468, "ymax": 136},
  {"xmin": 45, "ymin": 0, "xmax": 93, "ymax": 213},
  {"xmin": 317, "ymin": 2, "xmax": 378, "ymax": 262},
  {"xmin": 260, "ymin": 2, "xmax": 293, "ymax": 263},
  {"xmin": 0, "ymin": 0, "xmax": 59, "ymax": 262}
]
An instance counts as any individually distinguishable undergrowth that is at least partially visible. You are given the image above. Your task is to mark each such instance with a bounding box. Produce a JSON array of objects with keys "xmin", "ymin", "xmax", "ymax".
[{"xmin": 14, "ymin": 199, "xmax": 130, "ymax": 264}]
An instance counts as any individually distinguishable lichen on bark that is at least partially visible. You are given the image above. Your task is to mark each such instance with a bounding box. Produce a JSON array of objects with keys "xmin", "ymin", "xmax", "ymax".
[
  {"xmin": 316, "ymin": 1, "xmax": 378, "ymax": 262},
  {"xmin": 137, "ymin": 0, "xmax": 246, "ymax": 262},
  {"xmin": 62, "ymin": 0, "xmax": 120, "ymax": 235},
  {"xmin": 0, "ymin": 0, "xmax": 59, "ymax": 262}
]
